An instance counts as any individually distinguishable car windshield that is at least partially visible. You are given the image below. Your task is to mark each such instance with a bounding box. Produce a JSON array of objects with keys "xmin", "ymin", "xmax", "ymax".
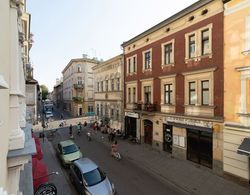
[
  {"xmin": 62, "ymin": 144, "xmax": 78, "ymax": 155},
  {"xmin": 82, "ymin": 168, "xmax": 106, "ymax": 186}
]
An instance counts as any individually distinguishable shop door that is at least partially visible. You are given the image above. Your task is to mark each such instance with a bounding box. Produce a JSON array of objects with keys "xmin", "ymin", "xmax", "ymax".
[
  {"xmin": 79, "ymin": 108, "xmax": 82, "ymax": 116},
  {"xmin": 163, "ymin": 124, "xmax": 172, "ymax": 153},
  {"xmin": 125, "ymin": 116, "xmax": 137, "ymax": 137},
  {"xmin": 144, "ymin": 120, "xmax": 153, "ymax": 145},
  {"xmin": 187, "ymin": 129, "xmax": 212, "ymax": 168}
]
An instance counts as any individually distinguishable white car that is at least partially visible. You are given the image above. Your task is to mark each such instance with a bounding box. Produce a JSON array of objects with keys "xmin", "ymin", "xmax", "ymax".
[{"xmin": 45, "ymin": 111, "xmax": 53, "ymax": 119}]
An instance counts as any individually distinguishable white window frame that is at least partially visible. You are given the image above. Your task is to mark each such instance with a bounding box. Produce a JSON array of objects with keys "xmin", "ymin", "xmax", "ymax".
[
  {"xmin": 185, "ymin": 24, "xmax": 213, "ymax": 61},
  {"xmin": 142, "ymin": 48, "xmax": 152, "ymax": 72},
  {"xmin": 161, "ymin": 39, "xmax": 175, "ymax": 67}
]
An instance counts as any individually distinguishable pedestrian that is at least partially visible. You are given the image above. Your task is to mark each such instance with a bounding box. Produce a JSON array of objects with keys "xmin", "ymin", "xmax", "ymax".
[
  {"xmin": 69, "ymin": 124, "xmax": 74, "ymax": 139},
  {"xmin": 60, "ymin": 113, "xmax": 64, "ymax": 120}
]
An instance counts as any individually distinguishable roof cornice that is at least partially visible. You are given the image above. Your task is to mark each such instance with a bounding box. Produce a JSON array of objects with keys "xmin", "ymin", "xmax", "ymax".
[{"xmin": 121, "ymin": 0, "xmax": 213, "ymax": 47}]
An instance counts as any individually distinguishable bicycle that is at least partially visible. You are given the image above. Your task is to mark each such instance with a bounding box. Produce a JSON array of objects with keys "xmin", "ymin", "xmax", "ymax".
[{"xmin": 47, "ymin": 129, "xmax": 58, "ymax": 141}]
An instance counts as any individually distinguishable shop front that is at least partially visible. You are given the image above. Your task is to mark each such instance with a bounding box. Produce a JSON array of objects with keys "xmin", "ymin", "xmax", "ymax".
[
  {"xmin": 162, "ymin": 116, "xmax": 222, "ymax": 172},
  {"xmin": 124, "ymin": 112, "xmax": 140, "ymax": 139}
]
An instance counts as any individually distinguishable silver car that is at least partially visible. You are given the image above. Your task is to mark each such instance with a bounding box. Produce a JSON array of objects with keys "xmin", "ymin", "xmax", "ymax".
[{"xmin": 69, "ymin": 158, "xmax": 116, "ymax": 195}]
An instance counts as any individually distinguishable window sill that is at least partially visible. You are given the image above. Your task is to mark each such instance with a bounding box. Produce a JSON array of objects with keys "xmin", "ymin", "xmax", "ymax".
[
  {"xmin": 242, "ymin": 49, "xmax": 250, "ymax": 56},
  {"xmin": 185, "ymin": 53, "xmax": 212, "ymax": 63},
  {"xmin": 142, "ymin": 68, "xmax": 152, "ymax": 73},
  {"xmin": 161, "ymin": 63, "xmax": 174, "ymax": 69}
]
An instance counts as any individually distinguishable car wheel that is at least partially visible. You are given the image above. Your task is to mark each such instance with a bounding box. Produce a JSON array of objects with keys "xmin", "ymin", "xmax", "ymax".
[{"xmin": 69, "ymin": 173, "xmax": 74, "ymax": 184}]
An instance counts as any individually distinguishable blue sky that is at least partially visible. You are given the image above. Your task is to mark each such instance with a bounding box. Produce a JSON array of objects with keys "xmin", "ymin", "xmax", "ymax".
[{"xmin": 27, "ymin": 0, "xmax": 197, "ymax": 91}]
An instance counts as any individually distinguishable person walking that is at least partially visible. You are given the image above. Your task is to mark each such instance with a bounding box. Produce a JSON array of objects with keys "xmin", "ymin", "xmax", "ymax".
[{"xmin": 69, "ymin": 124, "xmax": 74, "ymax": 139}]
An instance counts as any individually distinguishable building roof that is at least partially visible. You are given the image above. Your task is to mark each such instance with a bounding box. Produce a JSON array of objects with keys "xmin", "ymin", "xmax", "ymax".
[
  {"xmin": 62, "ymin": 57, "xmax": 100, "ymax": 74},
  {"xmin": 121, "ymin": 0, "xmax": 213, "ymax": 47},
  {"xmin": 92, "ymin": 54, "xmax": 123, "ymax": 70}
]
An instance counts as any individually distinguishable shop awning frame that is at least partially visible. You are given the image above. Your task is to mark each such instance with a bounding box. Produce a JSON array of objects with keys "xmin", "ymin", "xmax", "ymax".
[{"xmin": 237, "ymin": 138, "xmax": 250, "ymax": 156}]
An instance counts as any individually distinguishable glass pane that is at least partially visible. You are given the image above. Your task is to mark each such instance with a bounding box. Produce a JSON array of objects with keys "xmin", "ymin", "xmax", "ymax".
[
  {"xmin": 202, "ymin": 91, "xmax": 209, "ymax": 105},
  {"xmin": 189, "ymin": 82, "xmax": 195, "ymax": 90},
  {"xmin": 202, "ymin": 29, "xmax": 209, "ymax": 38},
  {"xmin": 202, "ymin": 81, "xmax": 209, "ymax": 89},
  {"xmin": 190, "ymin": 91, "xmax": 196, "ymax": 104}
]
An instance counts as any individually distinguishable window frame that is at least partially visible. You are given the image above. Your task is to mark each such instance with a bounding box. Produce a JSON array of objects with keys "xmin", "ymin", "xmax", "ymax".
[
  {"xmin": 164, "ymin": 84, "xmax": 173, "ymax": 104},
  {"xmin": 201, "ymin": 80, "xmax": 209, "ymax": 105},
  {"xmin": 189, "ymin": 81, "xmax": 196, "ymax": 105},
  {"xmin": 142, "ymin": 49, "xmax": 152, "ymax": 71}
]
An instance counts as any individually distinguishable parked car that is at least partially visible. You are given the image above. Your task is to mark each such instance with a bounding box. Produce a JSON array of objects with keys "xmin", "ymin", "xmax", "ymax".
[
  {"xmin": 45, "ymin": 111, "xmax": 53, "ymax": 119},
  {"xmin": 69, "ymin": 158, "xmax": 116, "ymax": 195},
  {"xmin": 56, "ymin": 140, "xmax": 82, "ymax": 166}
]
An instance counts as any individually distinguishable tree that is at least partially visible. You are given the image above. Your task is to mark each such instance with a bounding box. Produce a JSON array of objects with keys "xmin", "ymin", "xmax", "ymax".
[{"xmin": 40, "ymin": 85, "xmax": 49, "ymax": 100}]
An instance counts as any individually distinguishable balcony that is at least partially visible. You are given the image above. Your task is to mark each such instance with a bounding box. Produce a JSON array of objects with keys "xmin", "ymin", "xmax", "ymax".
[
  {"xmin": 133, "ymin": 103, "xmax": 157, "ymax": 112},
  {"xmin": 74, "ymin": 84, "xmax": 84, "ymax": 89}
]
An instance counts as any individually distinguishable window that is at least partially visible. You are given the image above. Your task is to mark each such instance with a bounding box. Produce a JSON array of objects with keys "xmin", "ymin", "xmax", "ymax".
[
  {"xmin": 128, "ymin": 88, "xmax": 131, "ymax": 103},
  {"xmin": 88, "ymin": 106, "xmax": 94, "ymax": 112},
  {"xmin": 77, "ymin": 65, "xmax": 82, "ymax": 73},
  {"xmin": 97, "ymin": 104, "xmax": 99, "ymax": 116},
  {"xmin": 202, "ymin": 80, "xmax": 209, "ymax": 105},
  {"xmin": 202, "ymin": 29, "xmax": 209, "ymax": 55},
  {"xmin": 245, "ymin": 16, "xmax": 250, "ymax": 51},
  {"xmin": 111, "ymin": 79, "xmax": 114, "ymax": 91},
  {"xmin": 100, "ymin": 105, "xmax": 103, "ymax": 116},
  {"xmin": 97, "ymin": 82, "xmax": 99, "ymax": 92},
  {"xmin": 128, "ymin": 58, "xmax": 131, "ymax": 73},
  {"xmin": 189, "ymin": 82, "xmax": 196, "ymax": 105},
  {"xmin": 117, "ymin": 78, "xmax": 120, "ymax": 91},
  {"xmin": 111, "ymin": 109, "xmax": 114, "ymax": 119},
  {"xmin": 77, "ymin": 77, "xmax": 82, "ymax": 85},
  {"xmin": 116, "ymin": 110, "xmax": 119, "ymax": 121},
  {"xmin": 133, "ymin": 56, "xmax": 136, "ymax": 72},
  {"xmin": 101, "ymin": 81, "xmax": 103, "ymax": 92},
  {"xmin": 189, "ymin": 34, "xmax": 195, "ymax": 58},
  {"xmin": 164, "ymin": 84, "xmax": 173, "ymax": 104},
  {"xmin": 164, "ymin": 43, "xmax": 173, "ymax": 64},
  {"xmin": 105, "ymin": 105, "xmax": 108, "ymax": 116},
  {"xmin": 144, "ymin": 51, "xmax": 151, "ymax": 69},
  {"xmin": 133, "ymin": 87, "xmax": 136, "ymax": 103},
  {"xmin": 105, "ymin": 80, "xmax": 108, "ymax": 91},
  {"xmin": 144, "ymin": 86, "xmax": 151, "ymax": 103}
]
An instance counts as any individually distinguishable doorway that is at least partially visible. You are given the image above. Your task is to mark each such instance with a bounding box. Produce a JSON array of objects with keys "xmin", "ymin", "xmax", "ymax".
[
  {"xmin": 163, "ymin": 124, "xmax": 172, "ymax": 153},
  {"xmin": 144, "ymin": 120, "xmax": 153, "ymax": 145},
  {"xmin": 79, "ymin": 108, "xmax": 82, "ymax": 116},
  {"xmin": 187, "ymin": 128, "xmax": 212, "ymax": 168}
]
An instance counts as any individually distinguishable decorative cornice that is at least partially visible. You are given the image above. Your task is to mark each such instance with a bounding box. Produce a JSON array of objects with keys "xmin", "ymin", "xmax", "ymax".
[{"xmin": 181, "ymin": 67, "xmax": 217, "ymax": 76}]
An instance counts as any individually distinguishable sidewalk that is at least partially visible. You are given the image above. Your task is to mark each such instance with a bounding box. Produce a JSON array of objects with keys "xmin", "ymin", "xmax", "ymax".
[
  {"xmin": 91, "ymin": 131, "xmax": 250, "ymax": 195},
  {"xmin": 39, "ymin": 137, "xmax": 77, "ymax": 195}
]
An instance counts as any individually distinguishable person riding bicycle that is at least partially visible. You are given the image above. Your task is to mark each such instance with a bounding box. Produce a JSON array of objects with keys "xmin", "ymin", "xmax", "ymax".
[
  {"xmin": 77, "ymin": 122, "xmax": 82, "ymax": 135},
  {"xmin": 111, "ymin": 140, "xmax": 118, "ymax": 156}
]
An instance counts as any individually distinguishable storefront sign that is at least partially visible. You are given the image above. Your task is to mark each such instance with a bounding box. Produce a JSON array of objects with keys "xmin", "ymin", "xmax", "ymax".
[
  {"xmin": 164, "ymin": 116, "xmax": 213, "ymax": 128},
  {"xmin": 125, "ymin": 112, "xmax": 139, "ymax": 118}
]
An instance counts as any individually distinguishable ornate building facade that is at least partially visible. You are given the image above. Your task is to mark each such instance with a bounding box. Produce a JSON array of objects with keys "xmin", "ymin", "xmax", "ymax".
[
  {"xmin": 0, "ymin": 0, "xmax": 36, "ymax": 194},
  {"xmin": 62, "ymin": 56, "xmax": 99, "ymax": 117},
  {"xmin": 223, "ymin": 0, "xmax": 250, "ymax": 184},
  {"xmin": 93, "ymin": 54, "xmax": 124, "ymax": 130},
  {"xmin": 122, "ymin": 0, "xmax": 224, "ymax": 174}
]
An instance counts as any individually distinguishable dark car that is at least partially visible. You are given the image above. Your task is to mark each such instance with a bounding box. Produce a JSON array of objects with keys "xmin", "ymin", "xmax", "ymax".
[{"xmin": 69, "ymin": 158, "xmax": 115, "ymax": 195}]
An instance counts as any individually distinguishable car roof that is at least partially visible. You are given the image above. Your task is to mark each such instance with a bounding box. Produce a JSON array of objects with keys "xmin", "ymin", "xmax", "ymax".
[
  {"xmin": 74, "ymin": 158, "xmax": 98, "ymax": 174},
  {"xmin": 59, "ymin": 140, "xmax": 76, "ymax": 147}
]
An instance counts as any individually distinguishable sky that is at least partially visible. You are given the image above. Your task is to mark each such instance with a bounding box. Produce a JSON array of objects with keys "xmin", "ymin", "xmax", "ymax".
[{"xmin": 27, "ymin": 0, "xmax": 197, "ymax": 92}]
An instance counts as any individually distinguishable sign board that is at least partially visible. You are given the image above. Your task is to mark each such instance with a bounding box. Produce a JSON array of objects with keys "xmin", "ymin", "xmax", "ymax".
[{"xmin": 125, "ymin": 112, "xmax": 139, "ymax": 118}]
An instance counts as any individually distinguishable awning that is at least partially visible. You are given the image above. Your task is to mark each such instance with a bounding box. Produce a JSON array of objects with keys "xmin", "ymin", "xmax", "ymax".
[
  {"xmin": 32, "ymin": 157, "xmax": 48, "ymax": 191},
  {"xmin": 237, "ymin": 138, "xmax": 250, "ymax": 156}
]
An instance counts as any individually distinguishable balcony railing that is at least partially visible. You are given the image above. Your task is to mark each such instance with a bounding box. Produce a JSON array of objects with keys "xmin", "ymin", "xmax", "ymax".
[
  {"xmin": 73, "ymin": 84, "xmax": 84, "ymax": 89},
  {"xmin": 133, "ymin": 103, "xmax": 157, "ymax": 112}
]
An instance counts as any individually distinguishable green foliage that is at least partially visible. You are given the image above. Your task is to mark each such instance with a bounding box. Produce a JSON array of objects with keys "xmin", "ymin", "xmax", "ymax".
[
  {"xmin": 40, "ymin": 85, "xmax": 49, "ymax": 100},
  {"xmin": 72, "ymin": 96, "xmax": 83, "ymax": 103}
]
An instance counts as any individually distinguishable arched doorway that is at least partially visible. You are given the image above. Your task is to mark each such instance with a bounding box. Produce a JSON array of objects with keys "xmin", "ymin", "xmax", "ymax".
[{"xmin": 144, "ymin": 120, "xmax": 153, "ymax": 145}]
